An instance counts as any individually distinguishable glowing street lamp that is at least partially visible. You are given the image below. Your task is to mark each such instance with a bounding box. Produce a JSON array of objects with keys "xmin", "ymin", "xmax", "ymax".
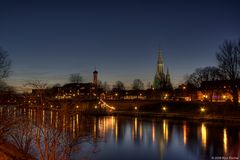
[
  {"xmin": 162, "ymin": 106, "xmax": 167, "ymax": 112},
  {"xmin": 200, "ymin": 107, "xmax": 206, "ymax": 113}
]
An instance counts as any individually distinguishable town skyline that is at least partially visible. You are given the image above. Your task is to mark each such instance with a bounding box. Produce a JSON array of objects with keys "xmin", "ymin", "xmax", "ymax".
[{"xmin": 0, "ymin": 0, "xmax": 239, "ymax": 92}]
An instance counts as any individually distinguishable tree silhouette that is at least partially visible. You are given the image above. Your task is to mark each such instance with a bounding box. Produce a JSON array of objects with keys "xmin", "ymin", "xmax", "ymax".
[
  {"xmin": 69, "ymin": 73, "xmax": 83, "ymax": 83},
  {"xmin": 0, "ymin": 47, "xmax": 11, "ymax": 80},
  {"xmin": 113, "ymin": 81, "xmax": 125, "ymax": 91},
  {"xmin": 132, "ymin": 79, "xmax": 144, "ymax": 90},
  {"xmin": 216, "ymin": 39, "xmax": 240, "ymax": 106},
  {"xmin": 187, "ymin": 66, "xmax": 221, "ymax": 88}
]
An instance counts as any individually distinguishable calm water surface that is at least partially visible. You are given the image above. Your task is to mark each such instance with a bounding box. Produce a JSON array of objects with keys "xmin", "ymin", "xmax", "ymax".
[
  {"xmin": 71, "ymin": 116, "xmax": 240, "ymax": 160},
  {"xmin": 1, "ymin": 107, "xmax": 240, "ymax": 160}
]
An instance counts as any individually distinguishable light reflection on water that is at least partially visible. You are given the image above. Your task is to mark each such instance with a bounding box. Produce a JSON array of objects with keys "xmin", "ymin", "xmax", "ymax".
[
  {"xmin": 183, "ymin": 122, "xmax": 187, "ymax": 145},
  {"xmin": 223, "ymin": 128, "xmax": 227, "ymax": 154},
  {"xmin": 201, "ymin": 123, "xmax": 207, "ymax": 149},
  {"xmin": 1, "ymin": 107, "xmax": 240, "ymax": 160}
]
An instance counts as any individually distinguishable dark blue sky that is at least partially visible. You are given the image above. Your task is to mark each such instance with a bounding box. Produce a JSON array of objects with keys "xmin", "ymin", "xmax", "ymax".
[{"xmin": 0, "ymin": 0, "xmax": 240, "ymax": 91}]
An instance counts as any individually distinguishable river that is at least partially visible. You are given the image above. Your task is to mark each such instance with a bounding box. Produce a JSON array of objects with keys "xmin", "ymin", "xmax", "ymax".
[
  {"xmin": 1, "ymin": 107, "xmax": 240, "ymax": 159},
  {"xmin": 72, "ymin": 116, "xmax": 240, "ymax": 160}
]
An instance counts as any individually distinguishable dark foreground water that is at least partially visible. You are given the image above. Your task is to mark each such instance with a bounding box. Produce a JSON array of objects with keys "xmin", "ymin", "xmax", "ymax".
[
  {"xmin": 72, "ymin": 116, "xmax": 240, "ymax": 160},
  {"xmin": 1, "ymin": 107, "xmax": 240, "ymax": 160}
]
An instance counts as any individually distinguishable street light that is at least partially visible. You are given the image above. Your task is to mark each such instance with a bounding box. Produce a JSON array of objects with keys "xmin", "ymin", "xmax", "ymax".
[
  {"xmin": 162, "ymin": 106, "xmax": 167, "ymax": 111},
  {"xmin": 200, "ymin": 107, "xmax": 206, "ymax": 113}
]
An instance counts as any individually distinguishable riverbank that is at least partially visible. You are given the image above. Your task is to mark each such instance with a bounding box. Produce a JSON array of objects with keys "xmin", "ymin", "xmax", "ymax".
[
  {"xmin": 110, "ymin": 110, "xmax": 240, "ymax": 123},
  {"xmin": 105, "ymin": 100, "xmax": 240, "ymax": 123}
]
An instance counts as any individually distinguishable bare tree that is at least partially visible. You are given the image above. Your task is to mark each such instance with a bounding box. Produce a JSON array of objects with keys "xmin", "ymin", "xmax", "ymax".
[
  {"xmin": 113, "ymin": 81, "xmax": 125, "ymax": 91},
  {"xmin": 0, "ymin": 107, "xmax": 17, "ymax": 139},
  {"xmin": 216, "ymin": 39, "xmax": 240, "ymax": 106},
  {"xmin": 9, "ymin": 117, "xmax": 35, "ymax": 155},
  {"xmin": 0, "ymin": 47, "xmax": 11, "ymax": 80},
  {"xmin": 132, "ymin": 79, "xmax": 144, "ymax": 90},
  {"xmin": 0, "ymin": 80, "xmax": 14, "ymax": 91},
  {"xmin": 102, "ymin": 81, "xmax": 110, "ymax": 91},
  {"xmin": 187, "ymin": 66, "xmax": 221, "ymax": 88},
  {"xmin": 186, "ymin": 66, "xmax": 222, "ymax": 102},
  {"xmin": 25, "ymin": 80, "xmax": 48, "ymax": 89},
  {"xmin": 69, "ymin": 73, "xmax": 83, "ymax": 83},
  {"xmin": 34, "ymin": 111, "xmax": 93, "ymax": 160},
  {"xmin": 52, "ymin": 83, "xmax": 61, "ymax": 88}
]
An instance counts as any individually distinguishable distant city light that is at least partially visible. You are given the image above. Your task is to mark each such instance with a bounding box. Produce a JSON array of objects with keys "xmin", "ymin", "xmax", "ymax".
[
  {"xmin": 200, "ymin": 107, "xmax": 206, "ymax": 112},
  {"xmin": 162, "ymin": 106, "xmax": 167, "ymax": 111}
]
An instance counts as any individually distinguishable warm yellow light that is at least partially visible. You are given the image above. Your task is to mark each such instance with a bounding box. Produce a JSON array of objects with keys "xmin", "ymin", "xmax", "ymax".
[
  {"xmin": 163, "ymin": 120, "xmax": 168, "ymax": 142},
  {"xmin": 183, "ymin": 86, "xmax": 186, "ymax": 89},
  {"xmin": 183, "ymin": 123, "xmax": 187, "ymax": 145},
  {"xmin": 94, "ymin": 105, "xmax": 98, "ymax": 109},
  {"xmin": 162, "ymin": 106, "xmax": 167, "ymax": 111},
  {"xmin": 201, "ymin": 123, "xmax": 207, "ymax": 149},
  {"xmin": 223, "ymin": 95, "xmax": 226, "ymax": 99},
  {"xmin": 223, "ymin": 128, "xmax": 227, "ymax": 154},
  {"xmin": 115, "ymin": 93, "xmax": 118, "ymax": 96},
  {"xmin": 200, "ymin": 107, "xmax": 205, "ymax": 112},
  {"xmin": 76, "ymin": 105, "xmax": 79, "ymax": 109},
  {"xmin": 134, "ymin": 106, "xmax": 138, "ymax": 110}
]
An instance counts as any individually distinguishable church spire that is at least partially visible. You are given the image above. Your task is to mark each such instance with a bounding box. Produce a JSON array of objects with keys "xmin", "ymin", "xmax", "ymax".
[
  {"xmin": 166, "ymin": 67, "xmax": 170, "ymax": 83},
  {"xmin": 157, "ymin": 49, "xmax": 164, "ymax": 76}
]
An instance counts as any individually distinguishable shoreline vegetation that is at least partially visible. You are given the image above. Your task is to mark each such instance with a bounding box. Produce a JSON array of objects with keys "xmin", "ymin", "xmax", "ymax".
[{"xmin": 0, "ymin": 140, "xmax": 34, "ymax": 160}]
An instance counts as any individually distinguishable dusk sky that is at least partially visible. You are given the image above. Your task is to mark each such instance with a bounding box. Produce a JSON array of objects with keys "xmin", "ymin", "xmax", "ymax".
[{"xmin": 0, "ymin": 0, "xmax": 240, "ymax": 91}]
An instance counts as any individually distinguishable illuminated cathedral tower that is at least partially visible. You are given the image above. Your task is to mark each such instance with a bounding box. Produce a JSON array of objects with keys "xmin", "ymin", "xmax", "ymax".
[{"xmin": 153, "ymin": 49, "xmax": 172, "ymax": 90}]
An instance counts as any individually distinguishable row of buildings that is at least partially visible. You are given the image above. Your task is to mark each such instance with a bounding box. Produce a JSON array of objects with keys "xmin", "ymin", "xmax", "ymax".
[
  {"xmin": 0, "ymin": 50, "xmax": 237, "ymax": 105},
  {"xmin": 28, "ymin": 50, "xmax": 235, "ymax": 103}
]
